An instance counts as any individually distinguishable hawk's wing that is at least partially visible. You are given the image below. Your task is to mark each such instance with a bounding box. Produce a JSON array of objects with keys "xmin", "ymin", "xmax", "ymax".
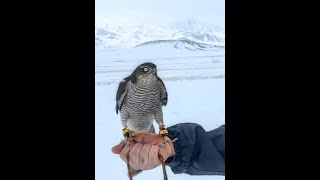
[
  {"xmin": 157, "ymin": 77, "xmax": 168, "ymax": 106},
  {"xmin": 116, "ymin": 78, "xmax": 129, "ymax": 114}
]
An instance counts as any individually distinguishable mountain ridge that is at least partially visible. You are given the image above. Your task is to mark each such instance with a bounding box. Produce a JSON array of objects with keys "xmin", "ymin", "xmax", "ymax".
[{"xmin": 95, "ymin": 21, "xmax": 225, "ymax": 50}]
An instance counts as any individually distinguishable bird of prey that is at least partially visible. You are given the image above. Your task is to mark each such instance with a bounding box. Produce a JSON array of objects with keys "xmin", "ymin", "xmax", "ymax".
[{"xmin": 116, "ymin": 62, "xmax": 168, "ymax": 137}]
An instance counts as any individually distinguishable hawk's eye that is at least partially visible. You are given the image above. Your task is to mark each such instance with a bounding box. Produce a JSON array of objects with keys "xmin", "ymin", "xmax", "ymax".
[{"xmin": 143, "ymin": 67, "xmax": 149, "ymax": 72}]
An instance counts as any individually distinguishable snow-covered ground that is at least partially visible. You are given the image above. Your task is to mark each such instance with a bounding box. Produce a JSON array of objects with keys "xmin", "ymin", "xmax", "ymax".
[{"xmin": 95, "ymin": 42, "xmax": 225, "ymax": 180}]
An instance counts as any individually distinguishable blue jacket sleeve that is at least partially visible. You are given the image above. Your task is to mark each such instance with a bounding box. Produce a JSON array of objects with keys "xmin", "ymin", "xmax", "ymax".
[{"xmin": 165, "ymin": 123, "xmax": 225, "ymax": 175}]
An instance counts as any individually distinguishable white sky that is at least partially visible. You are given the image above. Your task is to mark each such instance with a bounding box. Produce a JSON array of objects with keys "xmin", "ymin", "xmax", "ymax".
[{"xmin": 95, "ymin": 0, "xmax": 225, "ymax": 27}]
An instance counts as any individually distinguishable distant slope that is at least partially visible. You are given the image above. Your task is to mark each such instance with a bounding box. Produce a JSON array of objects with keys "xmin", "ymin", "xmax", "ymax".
[{"xmin": 136, "ymin": 39, "xmax": 224, "ymax": 51}]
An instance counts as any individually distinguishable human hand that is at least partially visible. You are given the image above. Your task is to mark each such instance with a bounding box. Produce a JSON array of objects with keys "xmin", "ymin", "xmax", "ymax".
[{"xmin": 112, "ymin": 133, "xmax": 175, "ymax": 171}]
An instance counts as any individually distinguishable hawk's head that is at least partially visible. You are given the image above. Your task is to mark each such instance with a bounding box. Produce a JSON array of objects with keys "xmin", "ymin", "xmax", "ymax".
[{"xmin": 129, "ymin": 62, "xmax": 158, "ymax": 84}]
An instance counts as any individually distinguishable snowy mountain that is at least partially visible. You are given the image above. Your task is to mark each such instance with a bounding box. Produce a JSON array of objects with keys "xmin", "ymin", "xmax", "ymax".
[{"xmin": 95, "ymin": 20, "xmax": 225, "ymax": 50}]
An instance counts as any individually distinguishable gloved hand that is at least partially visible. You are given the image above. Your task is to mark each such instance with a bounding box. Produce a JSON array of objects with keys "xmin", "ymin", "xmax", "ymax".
[{"xmin": 112, "ymin": 133, "xmax": 175, "ymax": 171}]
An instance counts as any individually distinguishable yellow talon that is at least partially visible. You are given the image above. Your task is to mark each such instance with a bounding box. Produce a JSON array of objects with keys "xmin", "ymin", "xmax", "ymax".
[
  {"xmin": 123, "ymin": 128, "xmax": 129, "ymax": 133},
  {"xmin": 123, "ymin": 128, "xmax": 130, "ymax": 137},
  {"xmin": 160, "ymin": 129, "xmax": 168, "ymax": 136},
  {"xmin": 123, "ymin": 128, "xmax": 130, "ymax": 134}
]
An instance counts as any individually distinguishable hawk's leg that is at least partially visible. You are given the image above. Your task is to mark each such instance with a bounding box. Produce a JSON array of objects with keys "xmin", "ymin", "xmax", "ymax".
[
  {"xmin": 154, "ymin": 110, "xmax": 168, "ymax": 136},
  {"xmin": 121, "ymin": 112, "xmax": 135, "ymax": 139}
]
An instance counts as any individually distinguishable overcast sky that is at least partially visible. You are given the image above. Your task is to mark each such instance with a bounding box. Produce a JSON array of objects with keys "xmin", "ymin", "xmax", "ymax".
[{"xmin": 95, "ymin": 0, "xmax": 224, "ymax": 27}]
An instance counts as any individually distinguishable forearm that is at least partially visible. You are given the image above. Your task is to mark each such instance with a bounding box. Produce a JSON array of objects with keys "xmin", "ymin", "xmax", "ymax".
[{"xmin": 165, "ymin": 123, "xmax": 225, "ymax": 175}]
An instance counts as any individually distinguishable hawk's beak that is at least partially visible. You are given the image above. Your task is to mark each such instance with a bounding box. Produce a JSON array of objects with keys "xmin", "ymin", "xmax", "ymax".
[{"xmin": 153, "ymin": 68, "xmax": 157, "ymax": 75}]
